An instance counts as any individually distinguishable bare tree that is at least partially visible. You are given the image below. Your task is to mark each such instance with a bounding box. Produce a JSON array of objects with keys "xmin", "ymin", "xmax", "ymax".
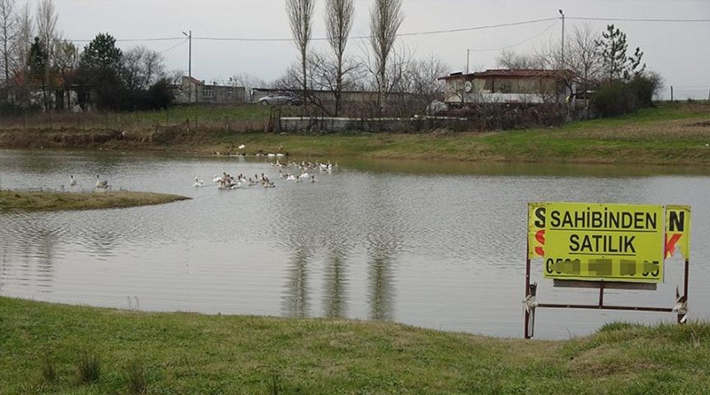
[
  {"xmin": 229, "ymin": 72, "xmax": 267, "ymax": 102},
  {"xmin": 400, "ymin": 55, "xmax": 449, "ymax": 113},
  {"xmin": 36, "ymin": 0, "xmax": 58, "ymax": 110},
  {"xmin": 53, "ymin": 38, "xmax": 77, "ymax": 109},
  {"xmin": 0, "ymin": 0, "xmax": 16, "ymax": 86},
  {"xmin": 122, "ymin": 46, "xmax": 165, "ymax": 91},
  {"xmin": 325, "ymin": 0, "xmax": 354, "ymax": 116},
  {"xmin": 303, "ymin": 51, "xmax": 366, "ymax": 115},
  {"xmin": 277, "ymin": 50, "xmax": 370, "ymax": 117},
  {"xmin": 286, "ymin": 0, "xmax": 315, "ymax": 109},
  {"xmin": 496, "ymin": 50, "xmax": 544, "ymax": 69},
  {"xmin": 11, "ymin": 2, "xmax": 30, "ymax": 105},
  {"xmin": 369, "ymin": 0, "xmax": 403, "ymax": 115},
  {"xmin": 567, "ymin": 24, "xmax": 603, "ymax": 98}
]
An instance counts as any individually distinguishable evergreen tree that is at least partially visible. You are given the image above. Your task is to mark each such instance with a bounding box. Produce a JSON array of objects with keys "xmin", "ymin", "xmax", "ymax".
[
  {"xmin": 76, "ymin": 32, "xmax": 124, "ymax": 110},
  {"xmin": 27, "ymin": 36, "xmax": 46, "ymax": 83},
  {"xmin": 595, "ymin": 24, "xmax": 645, "ymax": 82}
]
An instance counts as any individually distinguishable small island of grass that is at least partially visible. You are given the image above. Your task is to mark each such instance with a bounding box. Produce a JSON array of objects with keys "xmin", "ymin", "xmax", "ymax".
[{"xmin": 0, "ymin": 190, "xmax": 190, "ymax": 212}]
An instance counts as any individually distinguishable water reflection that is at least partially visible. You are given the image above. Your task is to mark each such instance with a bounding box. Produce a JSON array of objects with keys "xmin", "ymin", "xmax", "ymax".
[
  {"xmin": 368, "ymin": 246, "xmax": 395, "ymax": 321},
  {"xmin": 283, "ymin": 246, "xmax": 310, "ymax": 318},
  {"xmin": 323, "ymin": 245, "xmax": 348, "ymax": 318},
  {"xmin": 362, "ymin": 176, "xmax": 403, "ymax": 321}
]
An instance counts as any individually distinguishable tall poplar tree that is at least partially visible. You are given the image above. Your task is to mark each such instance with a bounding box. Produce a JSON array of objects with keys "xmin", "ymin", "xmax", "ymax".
[
  {"xmin": 0, "ymin": 0, "xmax": 17, "ymax": 87},
  {"xmin": 286, "ymin": 0, "xmax": 315, "ymax": 109},
  {"xmin": 36, "ymin": 0, "xmax": 58, "ymax": 110},
  {"xmin": 325, "ymin": 0, "xmax": 354, "ymax": 116},
  {"xmin": 369, "ymin": 0, "xmax": 403, "ymax": 115}
]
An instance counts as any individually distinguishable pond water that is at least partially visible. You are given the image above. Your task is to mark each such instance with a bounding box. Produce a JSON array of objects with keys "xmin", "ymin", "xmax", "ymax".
[{"xmin": 1, "ymin": 149, "xmax": 709, "ymax": 340}]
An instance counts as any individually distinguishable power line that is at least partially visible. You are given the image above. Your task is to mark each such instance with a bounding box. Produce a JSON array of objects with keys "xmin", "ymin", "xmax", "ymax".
[
  {"xmin": 569, "ymin": 17, "xmax": 710, "ymax": 23},
  {"xmin": 67, "ymin": 16, "xmax": 710, "ymax": 44},
  {"xmin": 191, "ymin": 18, "xmax": 560, "ymax": 42},
  {"xmin": 392, "ymin": 17, "xmax": 560, "ymax": 38},
  {"xmin": 69, "ymin": 17, "xmax": 560, "ymax": 44},
  {"xmin": 159, "ymin": 39, "xmax": 188, "ymax": 54},
  {"xmin": 71, "ymin": 37, "xmax": 184, "ymax": 43},
  {"xmin": 467, "ymin": 20, "xmax": 559, "ymax": 52}
]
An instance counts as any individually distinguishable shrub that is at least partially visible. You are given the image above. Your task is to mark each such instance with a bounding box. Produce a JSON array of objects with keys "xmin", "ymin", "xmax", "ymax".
[
  {"xmin": 127, "ymin": 359, "xmax": 148, "ymax": 394},
  {"xmin": 591, "ymin": 82, "xmax": 638, "ymax": 117},
  {"xmin": 591, "ymin": 72, "xmax": 663, "ymax": 118},
  {"xmin": 77, "ymin": 350, "xmax": 101, "ymax": 384},
  {"xmin": 628, "ymin": 72, "xmax": 663, "ymax": 108},
  {"xmin": 41, "ymin": 357, "xmax": 58, "ymax": 384}
]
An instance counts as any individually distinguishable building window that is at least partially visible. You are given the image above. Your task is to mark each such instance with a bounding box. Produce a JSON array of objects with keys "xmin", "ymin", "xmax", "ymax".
[{"xmin": 203, "ymin": 88, "xmax": 215, "ymax": 98}]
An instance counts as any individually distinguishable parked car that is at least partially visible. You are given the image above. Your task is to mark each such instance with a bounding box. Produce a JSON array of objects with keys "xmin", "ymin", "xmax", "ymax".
[
  {"xmin": 426, "ymin": 100, "xmax": 448, "ymax": 115},
  {"xmin": 257, "ymin": 93, "xmax": 302, "ymax": 106}
]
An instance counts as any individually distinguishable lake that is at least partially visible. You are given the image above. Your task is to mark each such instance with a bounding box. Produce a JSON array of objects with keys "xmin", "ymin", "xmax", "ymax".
[{"xmin": 1, "ymin": 149, "xmax": 709, "ymax": 340}]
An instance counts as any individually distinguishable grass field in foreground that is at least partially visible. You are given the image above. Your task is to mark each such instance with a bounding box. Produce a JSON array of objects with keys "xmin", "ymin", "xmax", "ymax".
[{"xmin": 0, "ymin": 297, "xmax": 709, "ymax": 394}]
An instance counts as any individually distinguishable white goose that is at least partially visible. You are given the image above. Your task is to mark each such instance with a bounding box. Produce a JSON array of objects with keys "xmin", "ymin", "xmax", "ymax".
[
  {"xmin": 95, "ymin": 174, "xmax": 110, "ymax": 190},
  {"xmin": 193, "ymin": 177, "xmax": 205, "ymax": 187},
  {"xmin": 69, "ymin": 175, "xmax": 77, "ymax": 187}
]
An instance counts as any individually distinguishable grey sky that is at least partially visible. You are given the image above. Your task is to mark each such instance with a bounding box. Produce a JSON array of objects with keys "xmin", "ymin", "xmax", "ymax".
[{"xmin": 52, "ymin": 0, "xmax": 710, "ymax": 99}]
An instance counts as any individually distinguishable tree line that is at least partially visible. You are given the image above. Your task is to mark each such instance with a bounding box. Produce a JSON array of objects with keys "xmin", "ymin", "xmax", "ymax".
[
  {"xmin": 0, "ymin": 0, "xmax": 173, "ymax": 114},
  {"xmin": 281, "ymin": 0, "xmax": 664, "ymax": 119},
  {"xmin": 0, "ymin": 0, "xmax": 664, "ymax": 121},
  {"xmin": 281, "ymin": 0, "xmax": 450, "ymax": 118}
]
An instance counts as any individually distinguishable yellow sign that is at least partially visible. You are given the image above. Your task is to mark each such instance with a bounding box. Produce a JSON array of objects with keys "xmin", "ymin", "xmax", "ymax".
[
  {"xmin": 665, "ymin": 205, "xmax": 691, "ymax": 259},
  {"xmin": 529, "ymin": 202, "xmax": 666, "ymax": 283}
]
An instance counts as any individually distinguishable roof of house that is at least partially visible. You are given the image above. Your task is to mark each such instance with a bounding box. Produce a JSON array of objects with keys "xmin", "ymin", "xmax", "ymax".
[{"xmin": 183, "ymin": 76, "xmax": 204, "ymax": 86}]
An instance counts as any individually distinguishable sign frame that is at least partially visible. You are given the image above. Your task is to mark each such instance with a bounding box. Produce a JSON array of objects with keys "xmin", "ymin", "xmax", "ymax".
[{"xmin": 523, "ymin": 202, "xmax": 691, "ymax": 339}]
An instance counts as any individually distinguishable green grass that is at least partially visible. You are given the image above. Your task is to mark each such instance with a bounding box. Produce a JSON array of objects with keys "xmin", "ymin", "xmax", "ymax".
[
  {"xmin": 76, "ymin": 351, "xmax": 101, "ymax": 385},
  {"xmin": 0, "ymin": 190, "xmax": 190, "ymax": 212},
  {"xmin": 180, "ymin": 101, "xmax": 710, "ymax": 165},
  {"xmin": 0, "ymin": 297, "xmax": 708, "ymax": 394}
]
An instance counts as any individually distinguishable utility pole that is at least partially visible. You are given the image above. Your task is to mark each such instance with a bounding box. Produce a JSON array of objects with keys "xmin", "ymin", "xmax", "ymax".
[
  {"xmin": 182, "ymin": 30, "xmax": 192, "ymax": 102},
  {"xmin": 559, "ymin": 9, "xmax": 565, "ymax": 69},
  {"xmin": 466, "ymin": 49, "xmax": 470, "ymax": 74},
  {"xmin": 559, "ymin": 9, "xmax": 568, "ymax": 108}
]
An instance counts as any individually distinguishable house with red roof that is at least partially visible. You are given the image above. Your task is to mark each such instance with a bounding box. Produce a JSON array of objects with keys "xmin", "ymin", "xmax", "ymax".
[{"xmin": 438, "ymin": 69, "xmax": 575, "ymax": 106}]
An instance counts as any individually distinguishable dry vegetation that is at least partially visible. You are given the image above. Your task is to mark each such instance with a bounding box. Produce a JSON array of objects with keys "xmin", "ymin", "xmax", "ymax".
[{"xmin": 0, "ymin": 190, "xmax": 190, "ymax": 212}]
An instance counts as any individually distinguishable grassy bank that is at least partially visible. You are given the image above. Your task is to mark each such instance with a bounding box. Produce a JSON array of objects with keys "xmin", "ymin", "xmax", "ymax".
[
  {"xmin": 0, "ymin": 297, "xmax": 708, "ymax": 394},
  {"xmin": 1, "ymin": 101, "xmax": 709, "ymax": 165},
  {"xmin": 0, "ymin": 190, "xmax": 189, "ymax": 212},
  {"xmin": 204, "ymin": 101, "xmax": 710, "ymax": 165}
]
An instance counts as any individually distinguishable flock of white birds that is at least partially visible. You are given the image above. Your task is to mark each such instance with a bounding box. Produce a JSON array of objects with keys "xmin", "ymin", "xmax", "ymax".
[
  {"xmin": 65, "ymin": 159, "xmax": 338, "ymax": 193},
  {"xmin": 197, "ymin": 160, "xmax": 339, "ymax": 190}
]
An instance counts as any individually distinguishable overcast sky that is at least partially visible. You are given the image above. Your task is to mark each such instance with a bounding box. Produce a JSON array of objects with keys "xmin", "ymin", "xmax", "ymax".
[{"xmin": 50, "ymin": 0, "xmax": 710, "ymax": 99}]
